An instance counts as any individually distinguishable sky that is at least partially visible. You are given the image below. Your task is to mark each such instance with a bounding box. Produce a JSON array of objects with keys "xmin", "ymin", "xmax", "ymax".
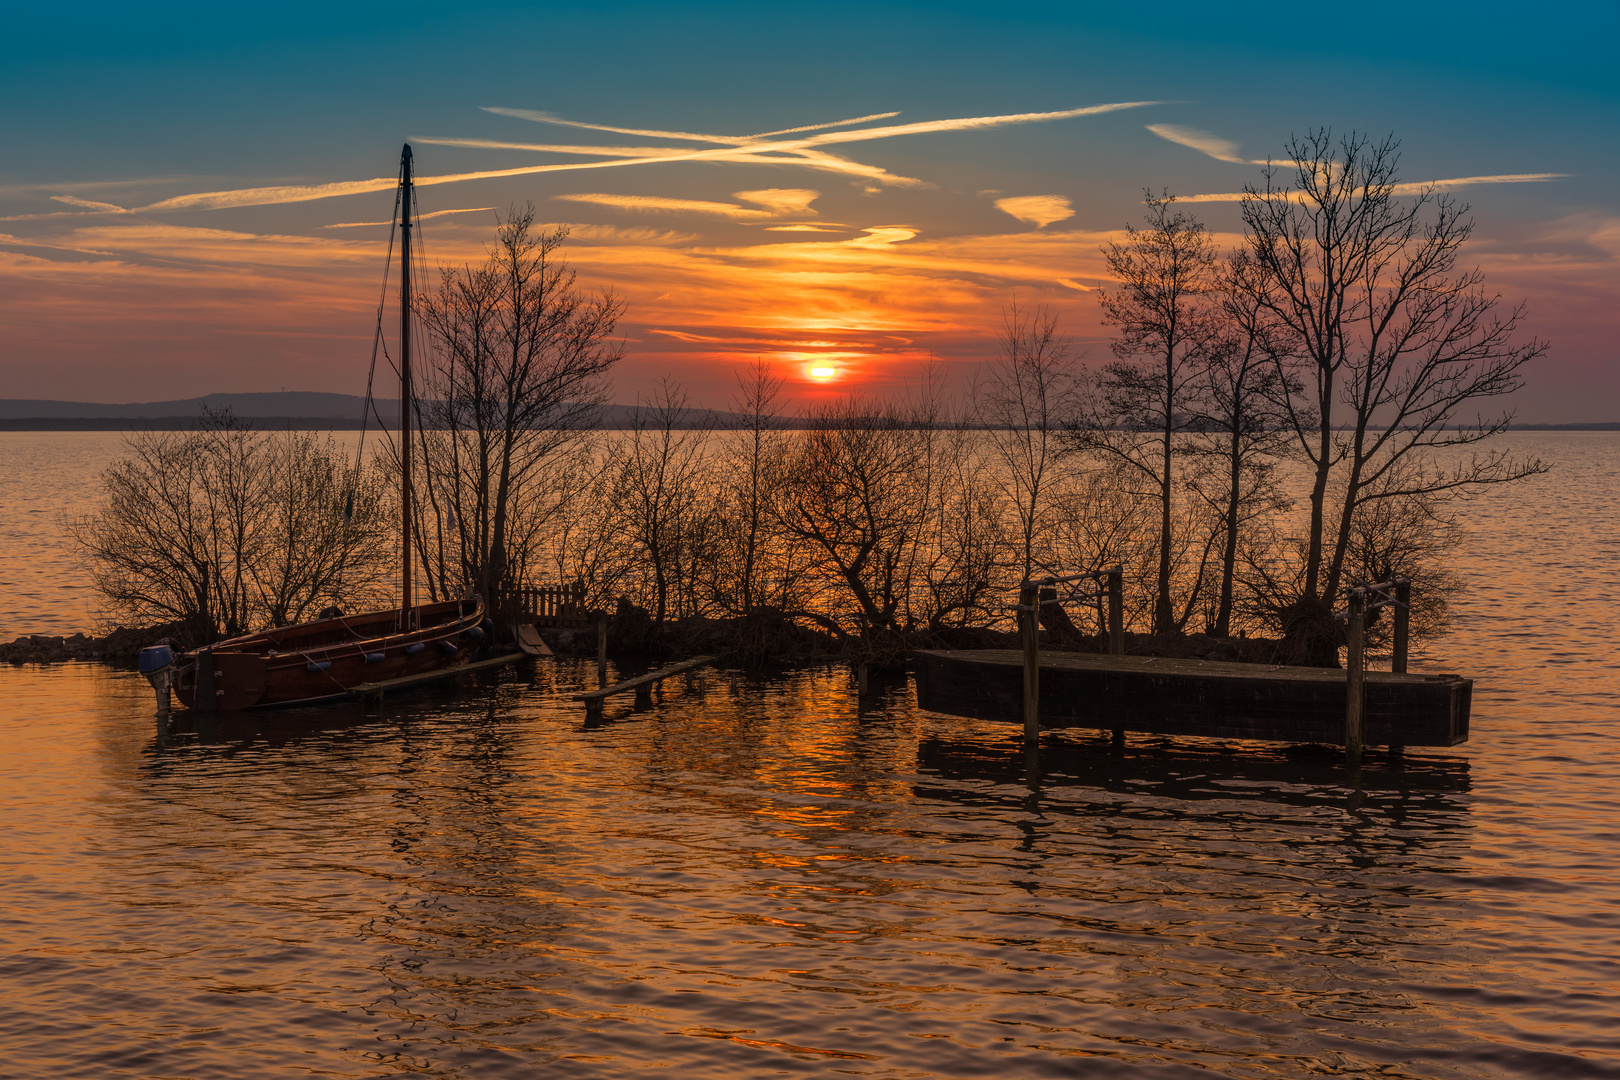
[{"xmin": 2, "ymin": 1, "xmax": 1616, "ymax": 421}]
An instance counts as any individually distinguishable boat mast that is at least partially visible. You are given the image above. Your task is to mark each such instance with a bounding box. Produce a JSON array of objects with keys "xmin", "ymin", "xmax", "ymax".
[{"xmin": 398, "ymin": 143, "xmax": 414, "ymax": 626}]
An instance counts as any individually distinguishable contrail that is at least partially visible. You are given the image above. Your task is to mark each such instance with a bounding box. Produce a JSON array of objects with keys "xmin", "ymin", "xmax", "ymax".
[
  {"xmin": 324, "ymin": 206, "xmax": 495, "ymax": 228},
  {"xmin": 118, "ymin": 101, "xmax": 1161, "ymax": 213},
  {"xmin": 1178, "ymin": 173, "xmax": 1570, "ymax": 202},
  {"xmin": 480, "ymin": 108, "xmax": 905, "ymax": 145},
  {"xmin": 1146, "ymin": 124, "xmax": 1260, "ymax": 165}
]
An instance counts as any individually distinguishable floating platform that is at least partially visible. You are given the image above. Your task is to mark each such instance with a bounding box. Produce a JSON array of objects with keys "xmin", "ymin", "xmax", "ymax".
[{"xmin": 913, "ymin": 649, "xmax": 1471, "ymax": 747}]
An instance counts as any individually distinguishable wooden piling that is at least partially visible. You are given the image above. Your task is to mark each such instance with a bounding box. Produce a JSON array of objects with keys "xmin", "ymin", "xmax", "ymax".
[
  {"xmin": 1107, "ymin": 566, "xmax": 1124, "ymax": 656},
  {"xmin": 857, "ymin": 662, "xmax": 870, "ymax": 696},
  {"xmin": 1106, "ymin": 566, "xmax": 1125, "ymax": 744},
  {"xmin": 1392, "ymin": 578, "xmax": 1411, "ymax": 675},
  {"xmin": 1345, "ymin": 588, "xmax": 1365, "ymax": 767},
  {"xmin": 1019, "ymin": 581, "xmax": 1040, "ymax": 745},
  {"xmin": 1389, "ymin": 578, "xmax": 1412, "ymax": 756},
  {"xmin": 596, "ymin": 612, "xmax": 609, "ymax": 688}
]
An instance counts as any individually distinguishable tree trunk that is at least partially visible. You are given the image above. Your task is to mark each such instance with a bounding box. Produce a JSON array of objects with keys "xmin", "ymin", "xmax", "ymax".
[{"xmin": 1215, "ymin": 427, "xmax": 1241, "ymax": 637}]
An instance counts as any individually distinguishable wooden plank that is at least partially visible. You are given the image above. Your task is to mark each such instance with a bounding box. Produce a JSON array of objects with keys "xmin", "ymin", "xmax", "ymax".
[
  {"xmin": 913, "ymin": 649, "xmax": 1471, "ymax": 747},
  {"xmin": 350, "ymin": 652, "xmax": 528, "ymax": 698},
  {"xmin": 574, "ymin": 655, "xmax": 716, "ymax": 702}
]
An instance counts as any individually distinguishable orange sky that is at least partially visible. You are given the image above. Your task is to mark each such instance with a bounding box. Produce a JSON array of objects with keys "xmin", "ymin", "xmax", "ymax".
[{"xmin": 3, "ymin": 189, "xmax": 1610, "ymax": 418}]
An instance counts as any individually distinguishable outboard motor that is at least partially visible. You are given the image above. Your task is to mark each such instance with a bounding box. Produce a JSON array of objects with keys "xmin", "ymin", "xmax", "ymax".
[
  {"xmin": 139, "ymin": 644, "xmax": 175, "ymax": 712},
  {"xmin": 139, "ymin": 644, "xmax": 174, "ymax": 681}
]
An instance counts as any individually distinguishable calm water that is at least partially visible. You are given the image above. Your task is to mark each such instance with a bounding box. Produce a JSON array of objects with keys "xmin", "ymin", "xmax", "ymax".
[{"xmin": 0, "ymin": 432, "xmax": 1617, "ymax": 1078}]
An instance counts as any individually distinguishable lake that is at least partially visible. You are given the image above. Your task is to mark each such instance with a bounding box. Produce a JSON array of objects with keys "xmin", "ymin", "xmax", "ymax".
[{"xmin": 0, "ymin": 431, "xmax": 1616, "ymax": 1078}]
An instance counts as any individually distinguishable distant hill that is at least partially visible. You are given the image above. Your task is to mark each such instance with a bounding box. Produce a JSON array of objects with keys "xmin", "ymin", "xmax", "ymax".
[
  {"xmin": 0, "ymin": 392, "xmax": 393, "ymax": 424},
  {"xmin": 2, "ymin": 394, "xmax": 1612, "ymax": 431},
  {"xmin": 0, "ymin": 393, "xmax": 750, "ymax": 430},
  {"xmin": 1506, "ymin": 422, "xmax": 1620, "ymax": 431}
]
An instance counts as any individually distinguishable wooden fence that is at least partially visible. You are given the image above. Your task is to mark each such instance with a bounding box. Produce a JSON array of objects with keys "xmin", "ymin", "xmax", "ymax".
[{"xmin": 516, "ymin": 582, "xmax": 592, "ymax": 627}]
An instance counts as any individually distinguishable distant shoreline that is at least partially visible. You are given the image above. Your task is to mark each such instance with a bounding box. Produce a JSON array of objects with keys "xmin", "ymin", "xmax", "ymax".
[{"xmin": 3, "ymin": 418, "xmax": 1617, "ymax": 433}]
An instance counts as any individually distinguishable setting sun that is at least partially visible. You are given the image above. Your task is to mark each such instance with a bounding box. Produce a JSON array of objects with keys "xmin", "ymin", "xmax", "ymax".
[{"xmin": 808, "ymin": 365, "xmax": 837, "ymax": 381}]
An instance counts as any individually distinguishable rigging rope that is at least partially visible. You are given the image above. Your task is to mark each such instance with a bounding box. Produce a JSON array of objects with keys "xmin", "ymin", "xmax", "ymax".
[{"xmin": 333, "ymin": 174, "xmax": 404, "ymax": 606}]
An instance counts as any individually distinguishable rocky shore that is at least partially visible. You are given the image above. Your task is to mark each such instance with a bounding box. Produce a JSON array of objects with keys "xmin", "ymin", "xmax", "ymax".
[
  {"xmin": 2, "ymin": 624, "xmax": 185, "ymax": 667},
  {"xmin": 3, "ymin": 602, "xmax": 1310, "ymax": 671}
]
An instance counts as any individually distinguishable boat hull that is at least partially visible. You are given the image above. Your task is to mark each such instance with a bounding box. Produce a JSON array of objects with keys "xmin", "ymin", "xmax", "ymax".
[{"xmin": 171, "ymin": 598, "xmax": 485, "ymax": 710}]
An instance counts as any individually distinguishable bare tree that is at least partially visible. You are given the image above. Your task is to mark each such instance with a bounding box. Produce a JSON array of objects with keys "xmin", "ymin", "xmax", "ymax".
[
  {"xmin": 607, "ymin": 378, "xmax": 718, "ymax": 628},
  {"xmin": 1237, "ymin": 131, "xmax": 1547, "ymax": 655},
  {"xmin": 1043, "ymin": 461, "xmax": 1160, "ymax": 633},
  {"xmin": 414, "ymin": 204, "xmax": 623, "ymax": 618},
  {"xmin": 1184, "ymin": 251, "xmax": 1298, "ymax": 636},
  {"xmin": 771, "ymin": 396, "xmax": 932, "ymax": 646},
  {"xmin": 914, "ymin": 421, "xmax": 1011, "ymax": 631},
  {"xmin": 251, "ymin": 430, "xmax": 395, "ymax": 627},
  {"xmin": 72, "ymin": 412, "xmax": 391, "ymax": 642},
  {"xmin": 973, "ymin": 302, "xmax": 1078, "ymax": 584},
  {"xmin": 1076, "ymin": 193, "xmax": 1222, "ymax": 635},
  {"xmin": 723, "ymin": 358, "xmax": 786, "ymax": 615}
]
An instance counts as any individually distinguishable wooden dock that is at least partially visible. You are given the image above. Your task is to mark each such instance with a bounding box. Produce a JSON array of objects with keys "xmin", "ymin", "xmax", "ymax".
[
  {"xmin": 574, "ymin": 655, "xmax": 716, "ymax": 716},
  {"xmin": 350, "ymin": 651, "xmax": 529, "ymax": 706},
  {"xmin": 913, "ymin": 649, "xmax": 1471, "ymax": 747}
]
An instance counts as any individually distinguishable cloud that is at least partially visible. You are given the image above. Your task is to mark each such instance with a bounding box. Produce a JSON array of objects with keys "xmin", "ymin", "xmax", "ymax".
[
  {"xmin": 765, "ymin": 225, "xmax": 844, "ymax": 232},
  {"xmin": 796, "ymin": 102, "xmax": 1162, "ymax": 147},
  {"xmin": 1179, "ymin": 173, "xmax": 1570, "ymax": 202},
  {"xmin": 410, "ymin": 138, "xmax": 702, "ymax": 159},
  {"xmin": 560, "ymin": 223, "xmax": 700, "ymax": 244},
  {"xmin": 324, "ymin": 206, "xmax": 495, "ymax": 228},
  {"xmin": 1145, "ymin": 124, "xmax": 1263, "ymax": 165},
  {"xmin": 994, "ymin": 195, "xmax": 1075, "ymax": 228},
  {"xmin": 1057, "ymin": 278, "xmax": 1095, "ymax": 291},
  {"xmin": 555, "ymin": 193, "xmax": 776, "ymax": 219},
  {"xmin": 56, "ymin": 100, "xmax": 1161, "ymax": 218},
  {"xmin": 483, "ymin": 108, "xmax": 905, "ymax": 145},
  {"xmin": 555, "ymin": 188, "xmax": 820, "ymax": 221},
  {"xmin": 1144, "ymin": 124, "xmax": 1570, "ymax": 199},
  {"xmin": 0, "ymin": 210, "xmax": 119, "ymax": 223},
  {"xmin": 753, "ymin": 113, "xmax": 902, "ymax": 137},
  {"xmin": 50, "ymin": 195, "xmax": 129, "ymax": 213},
  {"xmin": 846, "ymin": 226, "xmax": 918, "ymax": 248},
  {"xmin": 734, "ymin": 189, "xmax": 820, "ymax": 216},
  {"xmin": 648, "ymin": 328, "xmax": 730, "ymax": 342},
  {"xmin": 1, "ymin": 222, "xmax": 386, "ymax": 273}
]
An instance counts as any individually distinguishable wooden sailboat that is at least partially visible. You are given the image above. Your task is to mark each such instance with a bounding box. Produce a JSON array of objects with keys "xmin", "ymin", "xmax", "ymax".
[{"xmin": 142, "ymin": 145, "xmax": 487, "ymax": 709}]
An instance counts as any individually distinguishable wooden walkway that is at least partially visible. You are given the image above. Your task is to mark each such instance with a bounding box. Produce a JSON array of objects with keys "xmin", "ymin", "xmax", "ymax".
[
  {"xmin": 350, "ymin": 652, "xmax": 528, "ymax": 706},
  {"xmin": 914, "ymin": 649, "xmax": 1470, "ymax": 747},
  {"xmin": 575, "ymin": 655, "xmax": 716, "ymax": 716}
]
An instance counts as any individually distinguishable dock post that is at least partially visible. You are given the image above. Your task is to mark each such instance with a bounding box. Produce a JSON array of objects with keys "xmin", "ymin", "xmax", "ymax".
[
  {"xmin": 596, "ymin": 612, "xmax": 609, "ymax": 688},
  {"xmin": 1105, "ymin": 565, "xmax": 1126, "ymax": 746},
  {"xmin": 195, "ymin": 648, "xmax": 216, "ymax": 713},
  {"xmin": 857, "ymin": 661, "xmax": 869, "ymax": 696},
  {"xmin": 1345, "ymin": 588, "xmax": 1365, "ymax": 767},
  {"xmin": 1392, "ymin": 578, "xmax": 1411, "ymax": 674},
  {"xmin": 1107, "ymin": 566, "xmax": 1124, "ymax": 655},
  {"xmin": 1388, "ymin": 577, "xmax": 1411, "ymax": 757},
  {"xmin": 1019, "ymin": 581, "xmax": 1040, "ymax": 746}
]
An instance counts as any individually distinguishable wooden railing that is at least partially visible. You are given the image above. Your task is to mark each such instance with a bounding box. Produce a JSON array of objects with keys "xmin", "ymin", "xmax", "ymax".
[{"xmin": 516, "ymin": 582, "xmax": 591, "ymax": 627}]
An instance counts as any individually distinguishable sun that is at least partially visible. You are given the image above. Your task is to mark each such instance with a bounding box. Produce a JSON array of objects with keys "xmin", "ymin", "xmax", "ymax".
[{"xmin": 807, "ymin": 365, "xmax": 837, "ymax": 382}]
